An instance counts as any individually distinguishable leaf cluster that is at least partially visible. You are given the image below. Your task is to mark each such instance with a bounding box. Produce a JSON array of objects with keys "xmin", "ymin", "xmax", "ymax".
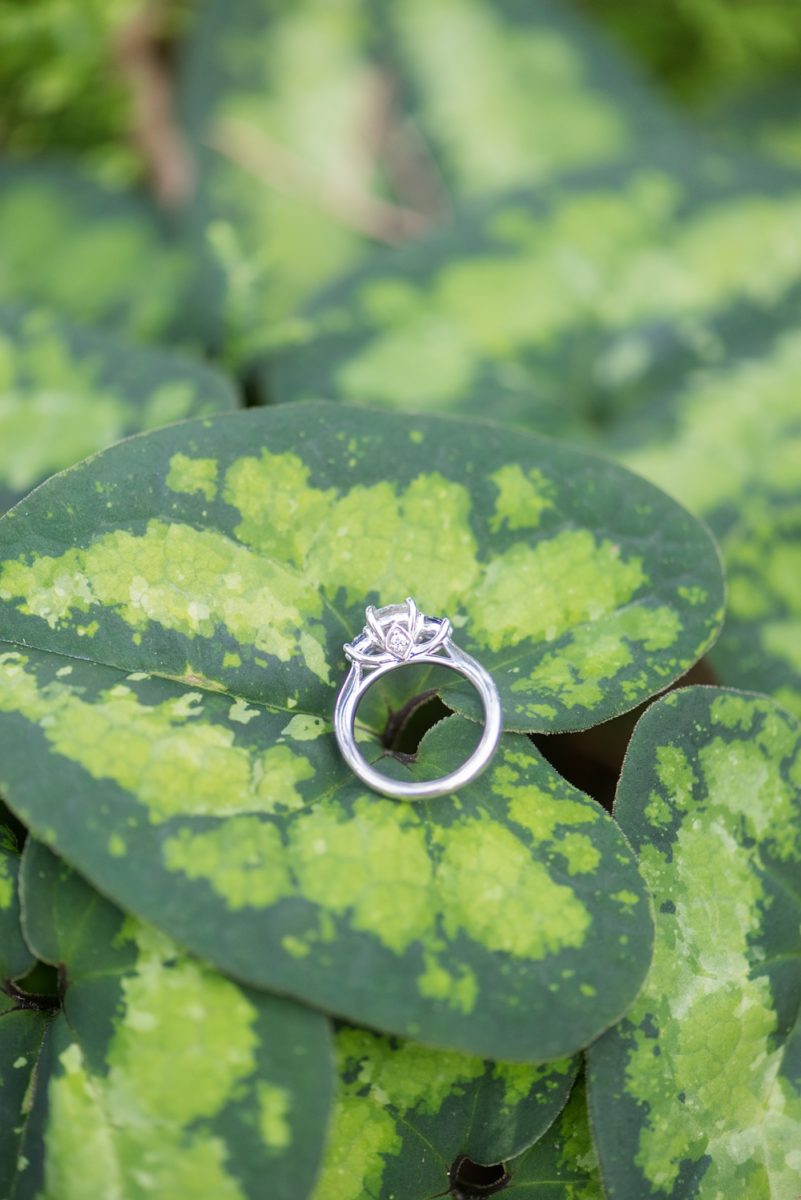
[{"xmin": 0, "ymin": 3, "xmax": 800, "ymax": 1198}]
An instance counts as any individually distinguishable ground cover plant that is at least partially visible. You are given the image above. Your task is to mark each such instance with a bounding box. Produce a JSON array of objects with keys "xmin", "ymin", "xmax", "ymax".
[{"xmin": 1, "ymin": 2, "xmax": 801, "ymax": 1197}]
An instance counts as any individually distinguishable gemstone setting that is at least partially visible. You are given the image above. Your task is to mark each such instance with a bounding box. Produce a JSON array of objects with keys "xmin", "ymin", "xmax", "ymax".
[{"xmin": 385, "ymin": 623, "xmax": 413, "ymax": 659}]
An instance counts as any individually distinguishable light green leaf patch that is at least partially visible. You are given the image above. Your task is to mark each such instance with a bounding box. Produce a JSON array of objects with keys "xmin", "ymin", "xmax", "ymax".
[
  {"xmin": 266, "ymin": 154, "xmax": 801, "ymax": 433},
  {"xmin": 0, "ymin": 405, "xmax": 723, "ymax": 733},
  {"xmin": 9, "ymin": 840, "xmax": 332, "ymax": 1200},
  {"xmin": 384, "ymin": 0, "xmax": 679, "ymax": 197},
  {"xmin": 0, "ymin": 162, "xmax": 200, "ymax": 345},
  {"xmin": 0, "ymin": 641, "xmax": 653, "ymax": 1059},
  {"xmin": 588, "ymin": 687, "xmax": 801, "ymax": 1198},
  {"xmin": 0, "ymin": 305, "xmax": 237, "ymax": 513},
  {"xmin": 312, "ymin": 1023, "xmax": 577, "ymax": 1200}
]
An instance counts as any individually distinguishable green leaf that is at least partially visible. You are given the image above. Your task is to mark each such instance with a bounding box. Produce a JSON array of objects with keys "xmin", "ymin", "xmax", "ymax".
[
  {"xmin": 616, "ymin": 301, "xmax": 801, "ymax": 717},
  {"xmin": 0, "ymin": 304, "xmax": 238, "ymax": 514},
  {"xmin": 0, "ymin": 820, "xmax": 33, "ymax": 984},
  {"xmin": 587, "ymin": 686, "xmax": 801, "ymax": 1198},
  {"xmin": 265, "ymin": 153, "xmax": 801, "ymax": 428},
  {"xmin": 0, "ymin": 162, "xmax": 202, "ymax": 345},
  {"xmin": 10, "ymin": 839, "xmax": 333, "ymax": 1200},
  {"xmin": 0, "ymin": 405, "xmax": 681, "ymax": 1057},
  {"xmin": 502, "ymin": 1076, "xmax": 603, "ymax": 1197},
  {"xmin": 311, "ymin": 1023, "xmax": 577, "ymax": 1200},
  {"xmin": 382, "ymin": 0, "xmax": 680, "ymax": 198}
]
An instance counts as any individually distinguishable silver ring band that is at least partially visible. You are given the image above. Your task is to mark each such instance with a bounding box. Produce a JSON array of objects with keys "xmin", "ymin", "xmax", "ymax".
[{"xmin": 334, "ymin": 598, "xmax": 502, "ymax": 799}]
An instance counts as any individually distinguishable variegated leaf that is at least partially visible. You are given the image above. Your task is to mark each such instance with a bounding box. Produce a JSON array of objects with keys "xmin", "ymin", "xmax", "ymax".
[
  {"xmin": 0, "ymin": 404, "xmax": 693, "ymax": 1056},
  {"xmin": 616, "ymin": 297, "xmax": 801, "ymax": 716},
  {"xmin": 0, "ymin": 304, "xmax": 237, "ymax": 515},
  {"xmin": 312, "ymin": 1022, "xmax": 577, "ymax": 1199},
  {"xmin": 588, "ymin": 687, "xmax": 801, "ymax": 1198},
  {"xmin": 178, "ymin": 0, "xmax": 678, "ymax": 363},
  {"xmin": 9, "ymin": 840, "xmax": 333, "ymax": 1200},
  {"xmin": 265, "ymin": 153, "xmax": 801, "ymax": 434},
  {"xmin": 0, "ymin": 162, "xmax": 203, "ymax": 345}
]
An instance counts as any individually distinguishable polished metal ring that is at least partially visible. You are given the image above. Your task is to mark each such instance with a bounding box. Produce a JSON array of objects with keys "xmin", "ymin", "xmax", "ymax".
[{"xmin": 334, "ymin": 597, "xmax": 502, "ymax": 799}]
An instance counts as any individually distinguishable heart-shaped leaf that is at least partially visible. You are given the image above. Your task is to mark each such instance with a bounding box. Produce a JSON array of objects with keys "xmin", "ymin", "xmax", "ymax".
[
  {"xmin": 501, "ymin": 1075, "xmax": 602, "ymax": 1197},
  {"xmin": 265, "ymin": 153, "xmax": 801, "ymax": 429},
  {"xmin": 312, "ymin": 1022, "xmax": 577, "ymax": 1199},
  {"xmin": 588, "ymin": 686, "xmax": 801, "ymax": 1198},
  {"xmin": 0, "ymin": 162, "xmax": 203, "ymax": 345},
  {"xmin": 0, "ymin": 304, "xmax": 238, "ymax": 514},
  {"xmin": 10, "ymin": 839, "xmax": 333, "ymax": 1200},
  {"xmin": 0, "ymin": 402, "xmax": 725, "ymax": 1055}
]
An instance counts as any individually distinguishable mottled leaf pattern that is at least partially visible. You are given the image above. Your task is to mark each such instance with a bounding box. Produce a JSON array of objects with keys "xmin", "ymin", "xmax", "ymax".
[
  {"xmin": 0, "ymin": 647, "xmax": 653, "ymax": 1060},
  {"xmin": 10, "ymin": 840, "xmax": 333, "ymax": 1200},
  {"xmin": 312, "ymin": 1023, "xmax": 577, "ymax": 1200},
  {"xmin": 0, "ymin": 304, "xmax": 238, "ymax": 514},
  {"xmin": 265, "ymin": 141, "xmax": 801, "ymax": 719},
  {"xmin": 588, "ymin": 687, "xmax": 801, "ymax": 1198},
  {"xmin": 0, "ymin": 404, "xmax": 729, "ymax": 1055},
  {"xmin": 265, "ymin": 153, "xmax": 801, "ymax": 430},
  {"xmin": 615, "ymin": 298, "xmax": 801, "ymax": 716},
  {"xmin": 0, "ymin": 405, "xmax": 723, "ymax": 733},
  {"xmin": 179, "ymin": 0, "xmax": 679, "ymax": 363},
  {"xmin": 0, "ymin": 163, "xmax": 200, "ymax": 345}
]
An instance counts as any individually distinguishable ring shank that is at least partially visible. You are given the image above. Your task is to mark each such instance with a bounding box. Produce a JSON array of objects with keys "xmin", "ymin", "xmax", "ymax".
[{"xmin": 334, "ymin": 644, "xmax": 502, "ymax": 800}]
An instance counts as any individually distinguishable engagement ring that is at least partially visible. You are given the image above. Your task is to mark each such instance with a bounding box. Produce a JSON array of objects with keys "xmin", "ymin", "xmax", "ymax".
[{"xmin": 334, "ymin": 597, "xmax": 502, "ymax": 799}]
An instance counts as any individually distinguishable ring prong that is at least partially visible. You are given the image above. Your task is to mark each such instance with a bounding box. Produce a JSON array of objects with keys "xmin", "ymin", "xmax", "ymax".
[
  {"xmin": 365, "ymin": 605, "xmax": 384, "ymax": 642},
  {"xmin": 405, "ymin": 597, "xmax": 421, "ymax": 639}
]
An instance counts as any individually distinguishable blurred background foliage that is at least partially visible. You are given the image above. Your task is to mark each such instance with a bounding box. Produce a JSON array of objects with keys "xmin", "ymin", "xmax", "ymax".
[{"xmin": 2, "ymin": 0, "xmax": 801, "ymax": 182}]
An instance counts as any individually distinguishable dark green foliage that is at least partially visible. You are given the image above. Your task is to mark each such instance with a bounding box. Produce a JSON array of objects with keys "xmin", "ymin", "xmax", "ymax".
[{"xmin": 2, "ymin": 3, "xmax": 801, "ymax": 1196}]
